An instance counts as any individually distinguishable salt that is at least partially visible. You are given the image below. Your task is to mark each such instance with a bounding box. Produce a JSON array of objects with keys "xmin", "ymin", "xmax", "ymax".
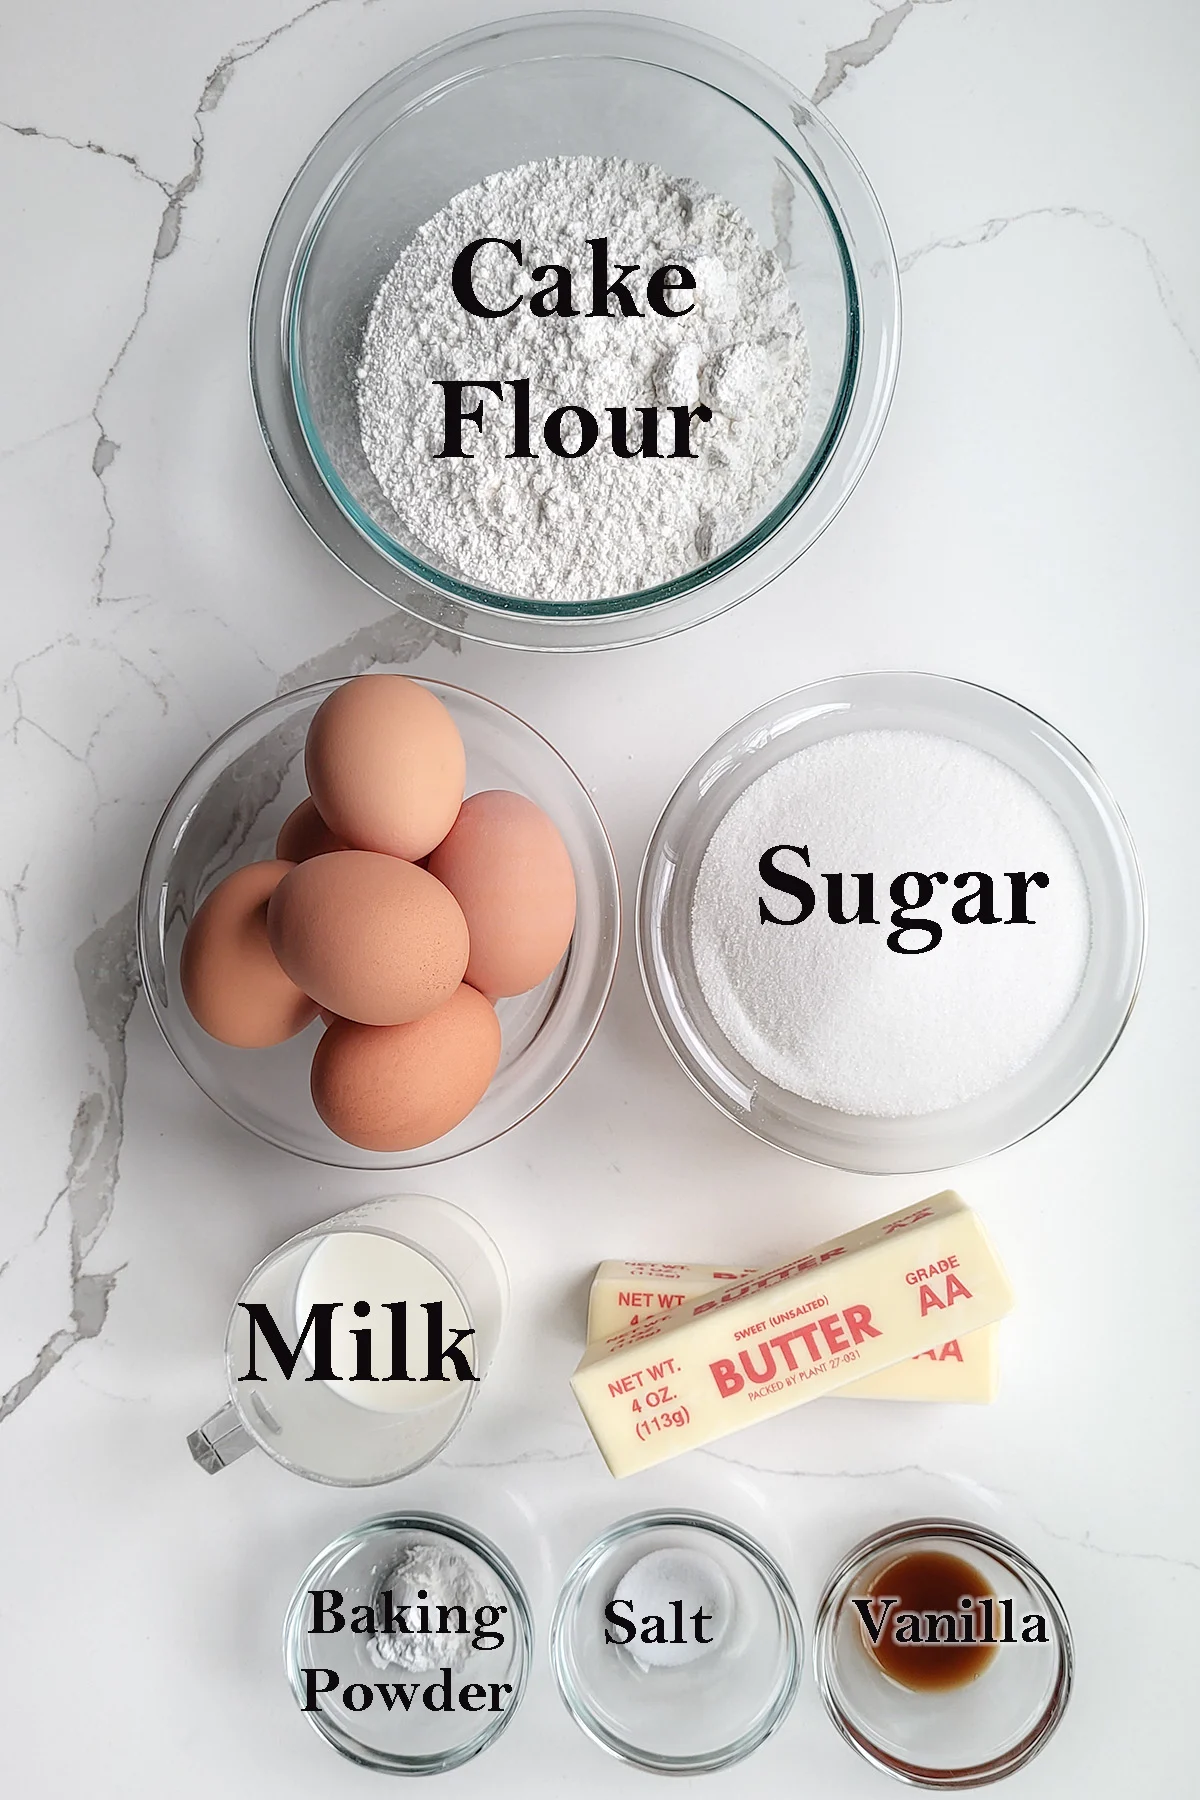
[
  {"xmin": 690, "ymin": 730, "xmax": 1091, "ymax": 1117},
  {"xmin": 610, "ymin": 1547, "xmax": 733, "ymax": 1671}
]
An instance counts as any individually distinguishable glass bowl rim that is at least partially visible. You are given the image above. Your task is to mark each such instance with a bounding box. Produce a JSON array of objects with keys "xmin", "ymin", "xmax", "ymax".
[
  {"xmin": 548, "ymin": 1506, "xmax": 804, "ymax": 1774},
  {"xmin": 636, "ymin": 668, "xmax": 1147, "ymax": 1174},
  {"xmin": 249, "ymin": 9, "xmax": 901, "ymax": 650},
  {"xmin": 812, "ymin": 1515, "xmax": 1075, "ymax": 1789},
  {"xmin": 283, "ymin": 1509, "xmax": 533, "ymax": 1773},
  {"xmin": 135, "ymin": 673, "xmax": 621, "ymax": 1168}
]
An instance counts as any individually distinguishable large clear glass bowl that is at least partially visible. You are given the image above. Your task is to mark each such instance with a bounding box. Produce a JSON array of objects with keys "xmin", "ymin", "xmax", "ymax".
[
  {"xmin": 250, "ymin": 12, "xmax": 900, "ymax": 650},
  {"xmin": 137, "ymin": 678, "xmax": 619, "ymax": 1167},
  {"xmin": 637, "ymin": 673, "xmax": 1146, "ymax": 1175}
]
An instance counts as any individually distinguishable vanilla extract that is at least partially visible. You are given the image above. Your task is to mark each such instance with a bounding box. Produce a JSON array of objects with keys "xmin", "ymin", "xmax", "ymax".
[{"xmin": 852, "ymin": 1549, "xmax": 1048, "ymax": 1692}]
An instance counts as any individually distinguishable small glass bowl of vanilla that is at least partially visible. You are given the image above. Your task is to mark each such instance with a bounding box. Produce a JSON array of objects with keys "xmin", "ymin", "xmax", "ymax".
[{"xmin": 814, "ymin": 1517, "xmax": 1074, "ymax": 1787}]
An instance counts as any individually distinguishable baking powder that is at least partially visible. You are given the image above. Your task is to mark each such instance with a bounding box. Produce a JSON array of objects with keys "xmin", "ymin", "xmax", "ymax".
[
  {"xmin": 369, "ymin": 1541, "xmax": 502, "ymax": 1674},
  {"xmin": 356, "ymin": 157, "xmax": 810, "ymax": 603}
]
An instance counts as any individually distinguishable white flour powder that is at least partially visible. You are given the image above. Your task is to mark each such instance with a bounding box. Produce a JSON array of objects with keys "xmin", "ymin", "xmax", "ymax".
[
  {"xmin": 357, "ymin": 157, "xmax": 810, "ymax": 603},
  {"xmin": 691, "ymin": 731, "xmax": 1092, "ymax": 1117}
]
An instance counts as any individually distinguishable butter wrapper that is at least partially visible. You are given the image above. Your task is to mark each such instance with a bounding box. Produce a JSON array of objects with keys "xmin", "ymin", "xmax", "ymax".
[
  {"xmin": 571, "ymin": 1191, "xmax": 1013, "ymax": 1477},
  {"xmin": 586, "ymin": 1261, "xmax": 999, "ymax": 1403}
]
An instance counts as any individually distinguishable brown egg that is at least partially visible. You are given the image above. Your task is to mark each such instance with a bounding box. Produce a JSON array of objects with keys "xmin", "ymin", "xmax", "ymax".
[
  {"xmin": 304, "ymin": 673, "xmax": 466, "ymax": 861},
  {"xmin": 180, "ymin": 860, "xmax": 318, "ymax": 1047},
  {"xmin": 267, "ymin": 849, "xmax": 468, "ymax": 1026},
  {"xmin": 311, "ymin": 986, "xmax": 502, "ymax": 1150},
  {"xmin": 275, "ymin": 797, "xmax": 346, "ymax": 862},
  {"xmin": 426, "ymin": 789, "xmax": 577, "ymax": 996}
]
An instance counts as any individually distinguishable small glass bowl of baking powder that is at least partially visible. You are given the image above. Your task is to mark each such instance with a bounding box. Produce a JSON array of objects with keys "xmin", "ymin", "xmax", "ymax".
[
  {"xmin": 814, "ymin": 1518, "xmax": 1074, "ymax": 1787},
  {"xmin": 283, "ymin": 1513, "xmax": 533, "ymax": 1774},
  {"xmin": 550, "ymin": 1510, "xmax": 803, "ymax": 1773},
  {"xmin": 637, "ymin": 671, "xmax": 1146, "ymax": 1174},
  {"xmin": 250, "ymin": 12, "xmax": 900, "ymax": 650},
  {"xmin": 137, "ymin": 676, "xmax": 619, "ymax": 1168}
]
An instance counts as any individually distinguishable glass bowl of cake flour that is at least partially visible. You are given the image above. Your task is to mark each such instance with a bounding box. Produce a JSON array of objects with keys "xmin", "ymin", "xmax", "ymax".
[
  {"xmin": 637, "ymin": 673, "xmax": 1145, "ymax": 1174},
  {"xmin": 250, "ymin": 13, "xmax": 900, "ymax": 649}
]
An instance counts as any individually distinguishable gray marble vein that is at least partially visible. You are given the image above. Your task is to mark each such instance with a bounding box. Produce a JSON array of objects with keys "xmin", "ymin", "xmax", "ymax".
[
  {"xmin": 82, "ymin": 0, "xmax": 364, "ymax": 602},
  {"xmin": 2, "ymin": 862, "xmax": 29, "ymax": 953},
  {"xmin": 0, "ymin": 0, "xmax": 482, "ymax": 1424},
  {"xmin": 0, "ymin": 904, "xmax": 137, "ymax": 1422},
  {"xmin": 0, "ymin": 118, "xmax": 171, "ymax": 193},
  {"xmin": 0, "ymin": 605, "xmax": 442, "ymax": 1424},
  {"xmin": 0, "ymin": 415, "xmax": 91, "ymax": 468},
  {"xmin": 277, "ymin": 611, "xmax": 458, "ymax": 696},
  {"xmin": 702, "ymin": 1451, "xmax": 945, "ymax": 1480},
  {"xmin": 702, "ymin": 1448, "xmax": 1200, "ymax": 1576},
  {"xmin": 901, "ymin": 205, "xmax": 1200, "ymax": 377},
  {"xmin": 444, "ymin": 1446, "xmax": 595, "ymax": 1470},
  {"xmin": 1032, "ymin": 1518, "xmax": 1200, "ymax": 1576},
  {"xmin": 813, "ymin": 0, "xmax": 952, "ymax": 107}
]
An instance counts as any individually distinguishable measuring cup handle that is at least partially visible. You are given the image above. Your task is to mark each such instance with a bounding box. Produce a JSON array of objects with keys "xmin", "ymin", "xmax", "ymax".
[{"xmin": 187, "ymin": 1400, "xmax": 253, "ymax": 1473}]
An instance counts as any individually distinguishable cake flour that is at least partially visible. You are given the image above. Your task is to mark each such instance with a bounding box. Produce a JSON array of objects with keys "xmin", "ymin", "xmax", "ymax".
[{"xmin": 356, "ymin": 156, "xmax": 810, "ymax": 604}]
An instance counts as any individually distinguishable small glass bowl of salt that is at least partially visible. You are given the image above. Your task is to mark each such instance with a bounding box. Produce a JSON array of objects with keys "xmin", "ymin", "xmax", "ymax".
[
  {"xmin": 638, "ymin": 671, "xmax": 1146, "ymax": 1174},
  {"xmin": 550, "ymin": 1510, "xmax": 803, "ymax": 1773}
]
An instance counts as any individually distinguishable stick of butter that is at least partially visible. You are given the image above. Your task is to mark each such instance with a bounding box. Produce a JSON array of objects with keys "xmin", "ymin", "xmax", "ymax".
[
  {"xmin": 586, "ymin": 1262, "xmax": 999, "ymax": 1403},
  {"xmin": 571, "ymin": 1191, "xmax": 1013, "ymax": 1477}
]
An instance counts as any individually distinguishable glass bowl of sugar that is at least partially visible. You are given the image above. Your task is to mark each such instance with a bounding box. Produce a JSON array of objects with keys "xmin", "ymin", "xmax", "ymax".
[
  {"xmin": 637, "ymin": 672, "xmax": 1145, "ymax": 1175},
  {"xmin": 250, "ymin": 12, "xmax": 900, "ymax": 650}
]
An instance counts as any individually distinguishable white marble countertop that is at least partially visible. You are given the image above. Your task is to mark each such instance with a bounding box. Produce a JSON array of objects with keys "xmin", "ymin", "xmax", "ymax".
[{"xmin": 2, "ymin": 0, "xmax": 1197, "ymax": 1792}]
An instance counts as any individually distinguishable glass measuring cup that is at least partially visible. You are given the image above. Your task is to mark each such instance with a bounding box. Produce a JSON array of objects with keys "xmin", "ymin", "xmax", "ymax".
[{"xmin": 188, "ymin": 1195, "xmax": 508, "ymax": 1486}]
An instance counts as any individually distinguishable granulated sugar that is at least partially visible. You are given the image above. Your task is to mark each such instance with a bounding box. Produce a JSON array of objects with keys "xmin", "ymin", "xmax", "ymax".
[
  {"xmin": 356, "ymin": 156, "xmax": 809, "ymax": 603},
  {"xmin": 690, "ymin": 731, "xmax": 1091, "ymax": 1117}
]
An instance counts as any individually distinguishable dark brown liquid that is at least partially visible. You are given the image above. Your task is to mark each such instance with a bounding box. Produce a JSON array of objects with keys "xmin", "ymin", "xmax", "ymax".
[{"xmin": 856, "ymin": 1550, "xmax": 999, "ymax": 1692}]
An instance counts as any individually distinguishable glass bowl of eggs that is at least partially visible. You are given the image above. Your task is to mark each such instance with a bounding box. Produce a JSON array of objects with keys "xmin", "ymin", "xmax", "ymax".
[{"xmin": 137, "ymin": 674, "xmax": 619, "ymax": 1167}]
